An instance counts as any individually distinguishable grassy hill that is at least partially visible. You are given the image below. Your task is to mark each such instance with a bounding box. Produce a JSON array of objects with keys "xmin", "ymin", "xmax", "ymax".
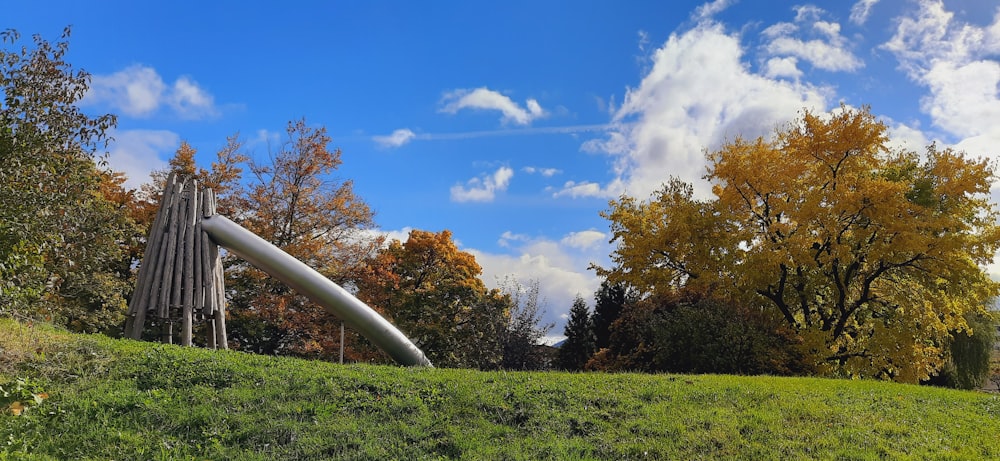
[{"xmin": 0, "ymin": 318, "xmax": 998, "ymax": 460}]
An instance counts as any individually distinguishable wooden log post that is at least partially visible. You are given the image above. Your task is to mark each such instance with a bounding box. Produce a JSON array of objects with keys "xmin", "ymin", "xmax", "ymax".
[
  {"xmin": 200, "ymin": 188, "xmax": 217, "ymax": 348},
  {"xmin": 204, "ymin": 188, "xmax": 228, "ymax": 349},
  {"xmin": 158, "ymin": 181, "xmax": 183, "ymax": 343},
  {"xmin": 126, "ymin": 173, "xmax": 177, "ymax": 339},
  {"xmin": 181, "ymin": 182, "xmax": 198, "ymax": 347}
]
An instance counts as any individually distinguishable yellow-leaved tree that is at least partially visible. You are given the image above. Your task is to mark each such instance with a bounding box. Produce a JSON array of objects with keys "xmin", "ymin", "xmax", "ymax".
[{"xmin": 599, "ymin": 106, "xmax": 1000, "ymax": 382}]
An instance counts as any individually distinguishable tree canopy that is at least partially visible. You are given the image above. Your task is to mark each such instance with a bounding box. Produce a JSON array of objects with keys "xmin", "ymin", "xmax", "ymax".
[
  {"xmin": 356, "ymin": 229, "xmax": 509, "ymax": 368},
  {"xmin": 557, "ymin": 296, "xmax": 595, "ymax": 371},
  {"xmin": 0, "ymin": 28, "xmax": 136, "ymax": 333},
  {"xmin": 599, "ymin": 106, "xmax": 1000, "ymax": 382}
]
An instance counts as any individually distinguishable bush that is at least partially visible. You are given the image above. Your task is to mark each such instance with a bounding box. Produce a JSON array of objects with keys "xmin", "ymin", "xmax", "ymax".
[{"xmin": 589, "ymin": 290, "xmax": 813, "ymax": 376}]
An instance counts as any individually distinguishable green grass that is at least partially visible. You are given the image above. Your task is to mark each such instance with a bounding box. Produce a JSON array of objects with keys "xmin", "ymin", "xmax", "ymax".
[{"xmin": 1, "ymin": 318, "xmax": 998, "ymax": 460}]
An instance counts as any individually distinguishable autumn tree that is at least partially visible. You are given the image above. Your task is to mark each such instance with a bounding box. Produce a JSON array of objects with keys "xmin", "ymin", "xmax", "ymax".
[
  {"xmin": 142, "ymin": 136, "xmax": 247, "ymax": 220},
  {"xmin": 356, "ymin": 229, "xmax": 507, "ymax": 368},
  {"xmin": 220, "ymin": 120, "xmax": 381, "ymax": 360},
  {"xmin": 599, "ymin": 106, "xmax": 1000, "ymax": 382},
  {"xmin": 557, "ymin": 296, "xmax": 595, "ymax": 371},
  {"xmin": 0, "ymin": 28, "xmax": 137, "ymax": 333}
]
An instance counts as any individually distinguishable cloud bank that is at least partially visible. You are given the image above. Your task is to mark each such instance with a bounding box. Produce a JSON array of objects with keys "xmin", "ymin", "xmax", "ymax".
[
  {"xmin": 882, "ymin": 0, "xmax": 1000, "ymax": 157},
  {"xmin": 573, "ymin": 18, "xmax": 830, "ymax": 200}
]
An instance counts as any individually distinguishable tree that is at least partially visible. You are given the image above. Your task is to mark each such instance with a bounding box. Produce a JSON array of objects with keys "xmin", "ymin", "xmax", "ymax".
[
  {"xmin": 599, "ymin": 106, "xmax": 1000, "ymax": 382},
  {"xmin": 497, "ymin": 277, "xmax": 553, "ymax": 370},
  {"xmin": 592, "ymin": 279, "xmax": 632, "ymax": 350},
  {"xmin": 218, "ymin": 120, "xmax": 381, "ymax": 360},
  {"xmin": 557, "ymin": 296, "xmax": 595, "ymax": 371},
  {"xmin": 143, "ymin": 136, "xmax": 247, "ymax": 218},
  {"xmin": 0, "ymin": 27, "xmax": 135, "ymax": 333},
  {"xmin": 926, "ymin": 311, "xmax": 997, "ymax": 390},
  {"xmin": 356, "ymin": 229, "xmax": 506, "ymax": 368}
]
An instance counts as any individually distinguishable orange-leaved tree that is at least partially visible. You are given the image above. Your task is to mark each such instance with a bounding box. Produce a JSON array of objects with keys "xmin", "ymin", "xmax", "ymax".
[
  {"xmin": 224, "ymin": 120, "xmax": 382, "ymax": 361},
  {"xmin": 356, "ymin": 229, "xmax": 508, "ymax": 368},
  {"xmin": 599, "ymin": 106, "xmax": 1000, "ymax": 382},
  {"xmin": 145, "ymin": 121, "xmax": 381, "ymax": 360}
]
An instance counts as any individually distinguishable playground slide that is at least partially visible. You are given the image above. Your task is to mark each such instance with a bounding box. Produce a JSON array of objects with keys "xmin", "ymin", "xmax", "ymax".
[{"xmin": 200, "ymin": 215, "xmax": 432, "ymax": 367}]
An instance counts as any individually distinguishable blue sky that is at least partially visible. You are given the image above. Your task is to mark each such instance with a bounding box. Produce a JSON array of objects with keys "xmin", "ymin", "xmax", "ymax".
[{"xmin": 8, "ymin": 0, "xmax": 1000, "ymax": 338}]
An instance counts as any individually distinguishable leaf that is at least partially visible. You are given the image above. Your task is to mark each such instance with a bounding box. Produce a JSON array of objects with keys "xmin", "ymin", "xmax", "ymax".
[{"xmin": 8, "ymin": 401, "xmax": 24, "ymax": 416}]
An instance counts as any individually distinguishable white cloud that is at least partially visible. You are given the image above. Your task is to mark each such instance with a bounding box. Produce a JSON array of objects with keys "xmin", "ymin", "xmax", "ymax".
[
  {"xmin": 580, "ymin": 130, "xmax": 629, "ymax": 155},
  {"xmin": 793, "ymin": 5, "xmax": 824, "ymax": 23},
  {"xmin": 252, "ymin": 129, "xmax": 281, "ymax": 148},
  {"xmin": 560, "ymin": 230, "xmax": 607, "ymax": 250},
  {"xmin": 765, "ymin": 56, "xmax": 804, "ymax": 79},
  {"xmin": 84, "ymin": 65, "xmax": 219, "ymax": 119},
  {"xmin": 553, "ymin": 180, "xmax": 618, "ymax": 199},
  {"xmin": 582, "ymin": 21, "xmax": 829, "ymax": 199},
  {"xmin": 525, "ymin": 99, "xmax": 544, "ymax": 119},
  {"xmin": 440, "ymin": 87, "xmax": 546, "ymax": 125},
  {"xmin": 762, "ymin": 22, "xmax": 798, "ymax": 38},
  {"xmin": 498, "ymin": 230, "xmax": 530, "ymax": 247},
  {"xmin": 765, "ymin": 36, "xmax": 863, "ymax": 71},
  {"xmin": 450, "ymin": 166, "xmax": 514, "ymax": 203},
  {"xmin": 692, "ymin": 0, "xmax": 735, "ymax": 21},
  {"xmin": 762, "ymin": 12, "xmax": 863, "ymax": 72},
  {"xmin": 367, "ymin": 227, "xmax": 415, "ymax": 247},
  {"xmin": 850, "ymin": 0, "xmax": 879, "ymax": 25},
  {"xmin": 105, "ymin": 129, "xmax": 179, "ymax": 189},
  {"xmin": 886, "ymin": 120, "xmax": 931, "ymax": 152},
  {"xmin": 522, "ymin": 166, "xmax": 561, "ymax": 177},
  {"xmin": 85, "ymin": 65, "xmax": 165, "ymax": 117},
  {"xmin": 168, "ymin": 76, "xmax": 217, "ymax": 119},
  {"xmin": 882, "ymin": 0, "xmax": 1000, "ymax": 157},
  {"xmin": 373, "ymin": 128, "xmax": 417, "ymax": 148},
  {"xmin": 468, "ymin": 230, "xmax": 612, "ymax": 333}
]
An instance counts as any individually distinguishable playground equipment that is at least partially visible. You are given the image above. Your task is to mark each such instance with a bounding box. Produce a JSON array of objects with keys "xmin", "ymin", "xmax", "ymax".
[{"xmin": 124, "ymin": 173, "xmax": 432, "ymax": 367}]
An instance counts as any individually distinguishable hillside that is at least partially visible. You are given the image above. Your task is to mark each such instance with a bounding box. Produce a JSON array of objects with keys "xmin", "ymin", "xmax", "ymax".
[{"xmin": 1, "ymin": 318, "xmax": 998, "ymax": 460}]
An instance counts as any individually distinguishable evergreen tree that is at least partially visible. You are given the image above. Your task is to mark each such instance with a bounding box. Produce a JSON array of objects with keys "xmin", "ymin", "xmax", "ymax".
[
  {"xmin": 593, "ymin": 280, "xmax": 631, "ymax": 350},
  {"xmin": 557, "ymin": 296, "xmax": 595, "ymax": 370}
]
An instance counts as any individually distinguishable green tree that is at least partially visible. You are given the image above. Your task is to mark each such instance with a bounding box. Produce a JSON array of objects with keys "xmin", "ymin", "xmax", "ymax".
[
  {"xmin": 557, "ymin": 296, "xmax": 595, "ymax": 371},
  {"xmin": 0, "ymin": 27, "xmax": 134, "ymax": 333},
  {"xmin": 599, "ymin": 107, "xmax": 1000, "ymax": 382},
  {"xmin": 592, "ymin": 280, "xmax": 632, "ymax": 350},
  {"xmin": 648, "ymin": 292, "xmax": 811, "ymax": 375},
  {"xmin": 927, "ymin": 311, "xmax": 997, "ymax": 390}
]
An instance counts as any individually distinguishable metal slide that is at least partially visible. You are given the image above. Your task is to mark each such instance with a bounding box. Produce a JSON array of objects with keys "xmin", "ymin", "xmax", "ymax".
[{"xmin": 200, "ymin": 215, "xmax": 432, "ymax": 367}]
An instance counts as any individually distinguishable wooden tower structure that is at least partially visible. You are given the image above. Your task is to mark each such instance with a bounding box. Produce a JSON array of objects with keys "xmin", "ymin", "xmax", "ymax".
[{"xmin": 124, "ymin": 173, "xmax": 228, "ymax": 348}]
